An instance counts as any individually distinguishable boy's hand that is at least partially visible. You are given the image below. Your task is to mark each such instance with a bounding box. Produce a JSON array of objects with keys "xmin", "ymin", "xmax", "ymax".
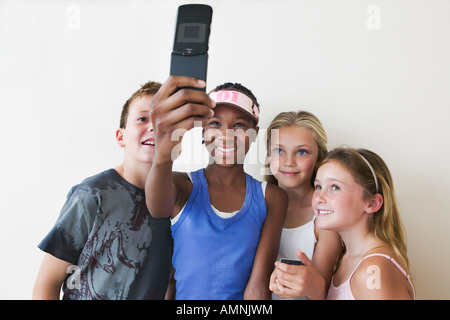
[{"xmin": 149, "ymin": 76, "xmax": 215, "ymax": 163}]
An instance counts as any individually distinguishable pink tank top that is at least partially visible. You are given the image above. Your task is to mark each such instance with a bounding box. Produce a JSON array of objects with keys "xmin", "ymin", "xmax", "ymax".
[{"xmin": 327, "ymin": 253, "xmax": 415, "ymax": 300}]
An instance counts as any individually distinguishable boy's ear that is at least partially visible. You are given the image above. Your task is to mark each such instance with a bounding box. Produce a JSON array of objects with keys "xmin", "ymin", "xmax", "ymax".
[
  {"xmin": 116, "ymin": 128, "xmax": 125, "ymax": 148},
  {"xmin": 365, "ymin": 193, "xmax": 383, "ymax": 214}
]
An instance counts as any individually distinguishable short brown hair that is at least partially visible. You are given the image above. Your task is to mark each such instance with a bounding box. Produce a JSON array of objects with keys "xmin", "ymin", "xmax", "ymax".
[{"xmin": 119, "ymin": 80, "xmax": 162, "ymax": 128}]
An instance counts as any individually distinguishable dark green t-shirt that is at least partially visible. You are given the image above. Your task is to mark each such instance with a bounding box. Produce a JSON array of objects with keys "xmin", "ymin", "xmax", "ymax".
[{"xmin": 38, "ymin": 169, "xmax": 172, "ymax": 300}]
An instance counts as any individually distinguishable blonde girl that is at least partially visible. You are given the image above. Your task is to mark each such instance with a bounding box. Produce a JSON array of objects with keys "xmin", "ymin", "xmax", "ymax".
[
  {"xmin": 267, "ymin": 111, "xmax": 342, "ymax": 300},
  {"xmin": 313, "ymin": 147, "xmax": 415, "ymax": 299}
]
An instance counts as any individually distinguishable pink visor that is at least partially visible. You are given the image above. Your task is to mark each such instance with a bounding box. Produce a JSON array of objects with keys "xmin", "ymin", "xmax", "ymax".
[{"xmin": 209, "ymin": 89, "xmax": 260, "ymax": 123}]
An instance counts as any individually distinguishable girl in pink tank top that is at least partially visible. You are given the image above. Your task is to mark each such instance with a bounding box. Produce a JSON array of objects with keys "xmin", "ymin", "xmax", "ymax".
[
  {"xmin": 327, "ymin": 253, "xmax": 415, "ymax": 300},
  {"xmin": 313, "ymin": 147, "xmax": 415, "ymax": 300}
]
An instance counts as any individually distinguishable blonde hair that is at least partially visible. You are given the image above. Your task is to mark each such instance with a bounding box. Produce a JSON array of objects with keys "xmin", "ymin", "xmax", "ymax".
[
  {"xmin": 264, "ymin": 111, "xmax": 328, "ymax": 185},
  {"xmin": 322, "ymin": 147, "xmax": 410, "ymax": 273}
]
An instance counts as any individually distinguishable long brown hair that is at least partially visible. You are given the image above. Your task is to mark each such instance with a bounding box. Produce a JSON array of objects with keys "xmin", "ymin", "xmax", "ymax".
[{"xmin": 322, "ymin": 147, "xmax": 410, "ymax": 272}]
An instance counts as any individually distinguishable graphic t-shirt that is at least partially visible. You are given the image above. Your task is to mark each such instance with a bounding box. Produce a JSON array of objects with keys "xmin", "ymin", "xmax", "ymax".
[{"xmin": 38, "ymin": 169, "xmax": 172, "ymax": 300}]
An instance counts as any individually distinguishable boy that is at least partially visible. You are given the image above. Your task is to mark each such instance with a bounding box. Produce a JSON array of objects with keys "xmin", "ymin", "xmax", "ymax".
[{"xmin": 32, "ymin": 81, "xmax": 173, "ymax": 300}]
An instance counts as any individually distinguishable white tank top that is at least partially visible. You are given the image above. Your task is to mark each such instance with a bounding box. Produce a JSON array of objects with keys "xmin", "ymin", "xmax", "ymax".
[
  {"xmin": 277, "ymin": 216, "xmax": 317, "ymax": 261},
  {"xmin": 272, "ymin": 216, "xmax": 317, "ymax": 300}
]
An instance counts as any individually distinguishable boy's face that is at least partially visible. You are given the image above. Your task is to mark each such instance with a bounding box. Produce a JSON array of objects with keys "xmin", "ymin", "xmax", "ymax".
[{"xmin": 116, "ymin": 95, "xmax": 155, "ymax": 164}]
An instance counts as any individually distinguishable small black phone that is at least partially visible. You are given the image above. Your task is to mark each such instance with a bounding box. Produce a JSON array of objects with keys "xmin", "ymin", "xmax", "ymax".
[
  {"xmin": 170, "ymin": 4, "xmax": 213, "ymax": 89},
  {"xmin": 280, "ymin": 258, "xmax": 304, "ymax": 266}
]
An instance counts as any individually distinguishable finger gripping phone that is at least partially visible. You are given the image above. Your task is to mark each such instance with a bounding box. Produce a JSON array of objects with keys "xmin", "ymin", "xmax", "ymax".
[
  {"xmin": 170, "ymin": 4, "xmax": 213, "ymax": 88},
  {"xmin": 280, "ymin": 258, "xmax": 304, "ymax": 266}
]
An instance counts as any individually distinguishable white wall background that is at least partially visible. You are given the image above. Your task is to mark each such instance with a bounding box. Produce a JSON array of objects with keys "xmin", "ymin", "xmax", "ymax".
[{"xmin": 0, "ymin": 0, "xmax": 449, "ymax": 300}]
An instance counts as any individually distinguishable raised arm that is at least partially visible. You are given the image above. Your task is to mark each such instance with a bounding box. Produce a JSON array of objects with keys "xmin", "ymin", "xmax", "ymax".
[{"xmin": 145, "ymin": 76, "xmax": 215, "ymax": 218}]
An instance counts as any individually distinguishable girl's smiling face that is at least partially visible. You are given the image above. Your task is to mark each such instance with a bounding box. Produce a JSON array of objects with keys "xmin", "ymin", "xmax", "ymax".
[
  {"xmin": 203, "ymin": 104, "xmax": 258, "ymax": 166},
  {"xmin": 312, "ymin": 160, "xmax": 371, "ymax": 232},
  {"xmin": 269, "ymin": 125, "xmax": 318, "ymax": 189}
]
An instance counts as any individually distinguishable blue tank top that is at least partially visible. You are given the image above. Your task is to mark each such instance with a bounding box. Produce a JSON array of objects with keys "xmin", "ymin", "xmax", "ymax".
[{"xmin": 171, "ymin": 169, "xmax": 267, "ymax": 300}]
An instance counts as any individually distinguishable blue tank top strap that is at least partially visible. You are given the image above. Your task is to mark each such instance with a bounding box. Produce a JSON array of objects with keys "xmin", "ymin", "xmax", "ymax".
[
  {"xmin": 190, "ymin": 169, "xmax": 201, "ymax": 184},
  {"xmin": 170, "ymin": 171, "xmax": 200, "ymax": 233},
  {"xmin": 195, "ymin": 169, "xmax": 256, "ymax": 224}
]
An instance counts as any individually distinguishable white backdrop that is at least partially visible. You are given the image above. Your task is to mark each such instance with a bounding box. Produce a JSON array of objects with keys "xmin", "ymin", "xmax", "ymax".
[{"xmin": 0, "ymin": 0, "xmax": 449, "ymax": 299}]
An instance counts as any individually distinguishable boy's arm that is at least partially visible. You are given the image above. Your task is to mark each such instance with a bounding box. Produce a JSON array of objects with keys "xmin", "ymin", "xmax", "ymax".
[
  {"xmin": 145, "ymin": 76, "xmax": 215, "ymax": 218},
  {"xmin": 244, "ymin": 184, "xmax": 287, "ymax": 299},
  {"xmin": 32, "ymin": 253, "xmax": 73, "ymax": 300}
]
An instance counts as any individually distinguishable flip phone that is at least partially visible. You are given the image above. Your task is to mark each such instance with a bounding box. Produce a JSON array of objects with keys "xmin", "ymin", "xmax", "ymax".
[{"xmin": 170, "ymin": 4, "xmax": 213, "ymax": 89}]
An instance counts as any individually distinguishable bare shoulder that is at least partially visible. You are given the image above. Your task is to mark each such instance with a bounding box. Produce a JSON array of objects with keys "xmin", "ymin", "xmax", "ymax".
[
  {"xmin": 351, "ymin": 253, "xmax": 414, "ymax": 300},
  {"xmin": 172, "ymin": 171, "xmax": 193, "ymax": 211},
  {"xmin": 264, "ymin": 182, "xmax": 288, "ymax": 205},
  {"xmin": 172, "ymin": 171, "xmax": 191, "ymax": 185},
  {"xmin": 262, "ymin": 183, "xmax": 287, "ymax": 228}
]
